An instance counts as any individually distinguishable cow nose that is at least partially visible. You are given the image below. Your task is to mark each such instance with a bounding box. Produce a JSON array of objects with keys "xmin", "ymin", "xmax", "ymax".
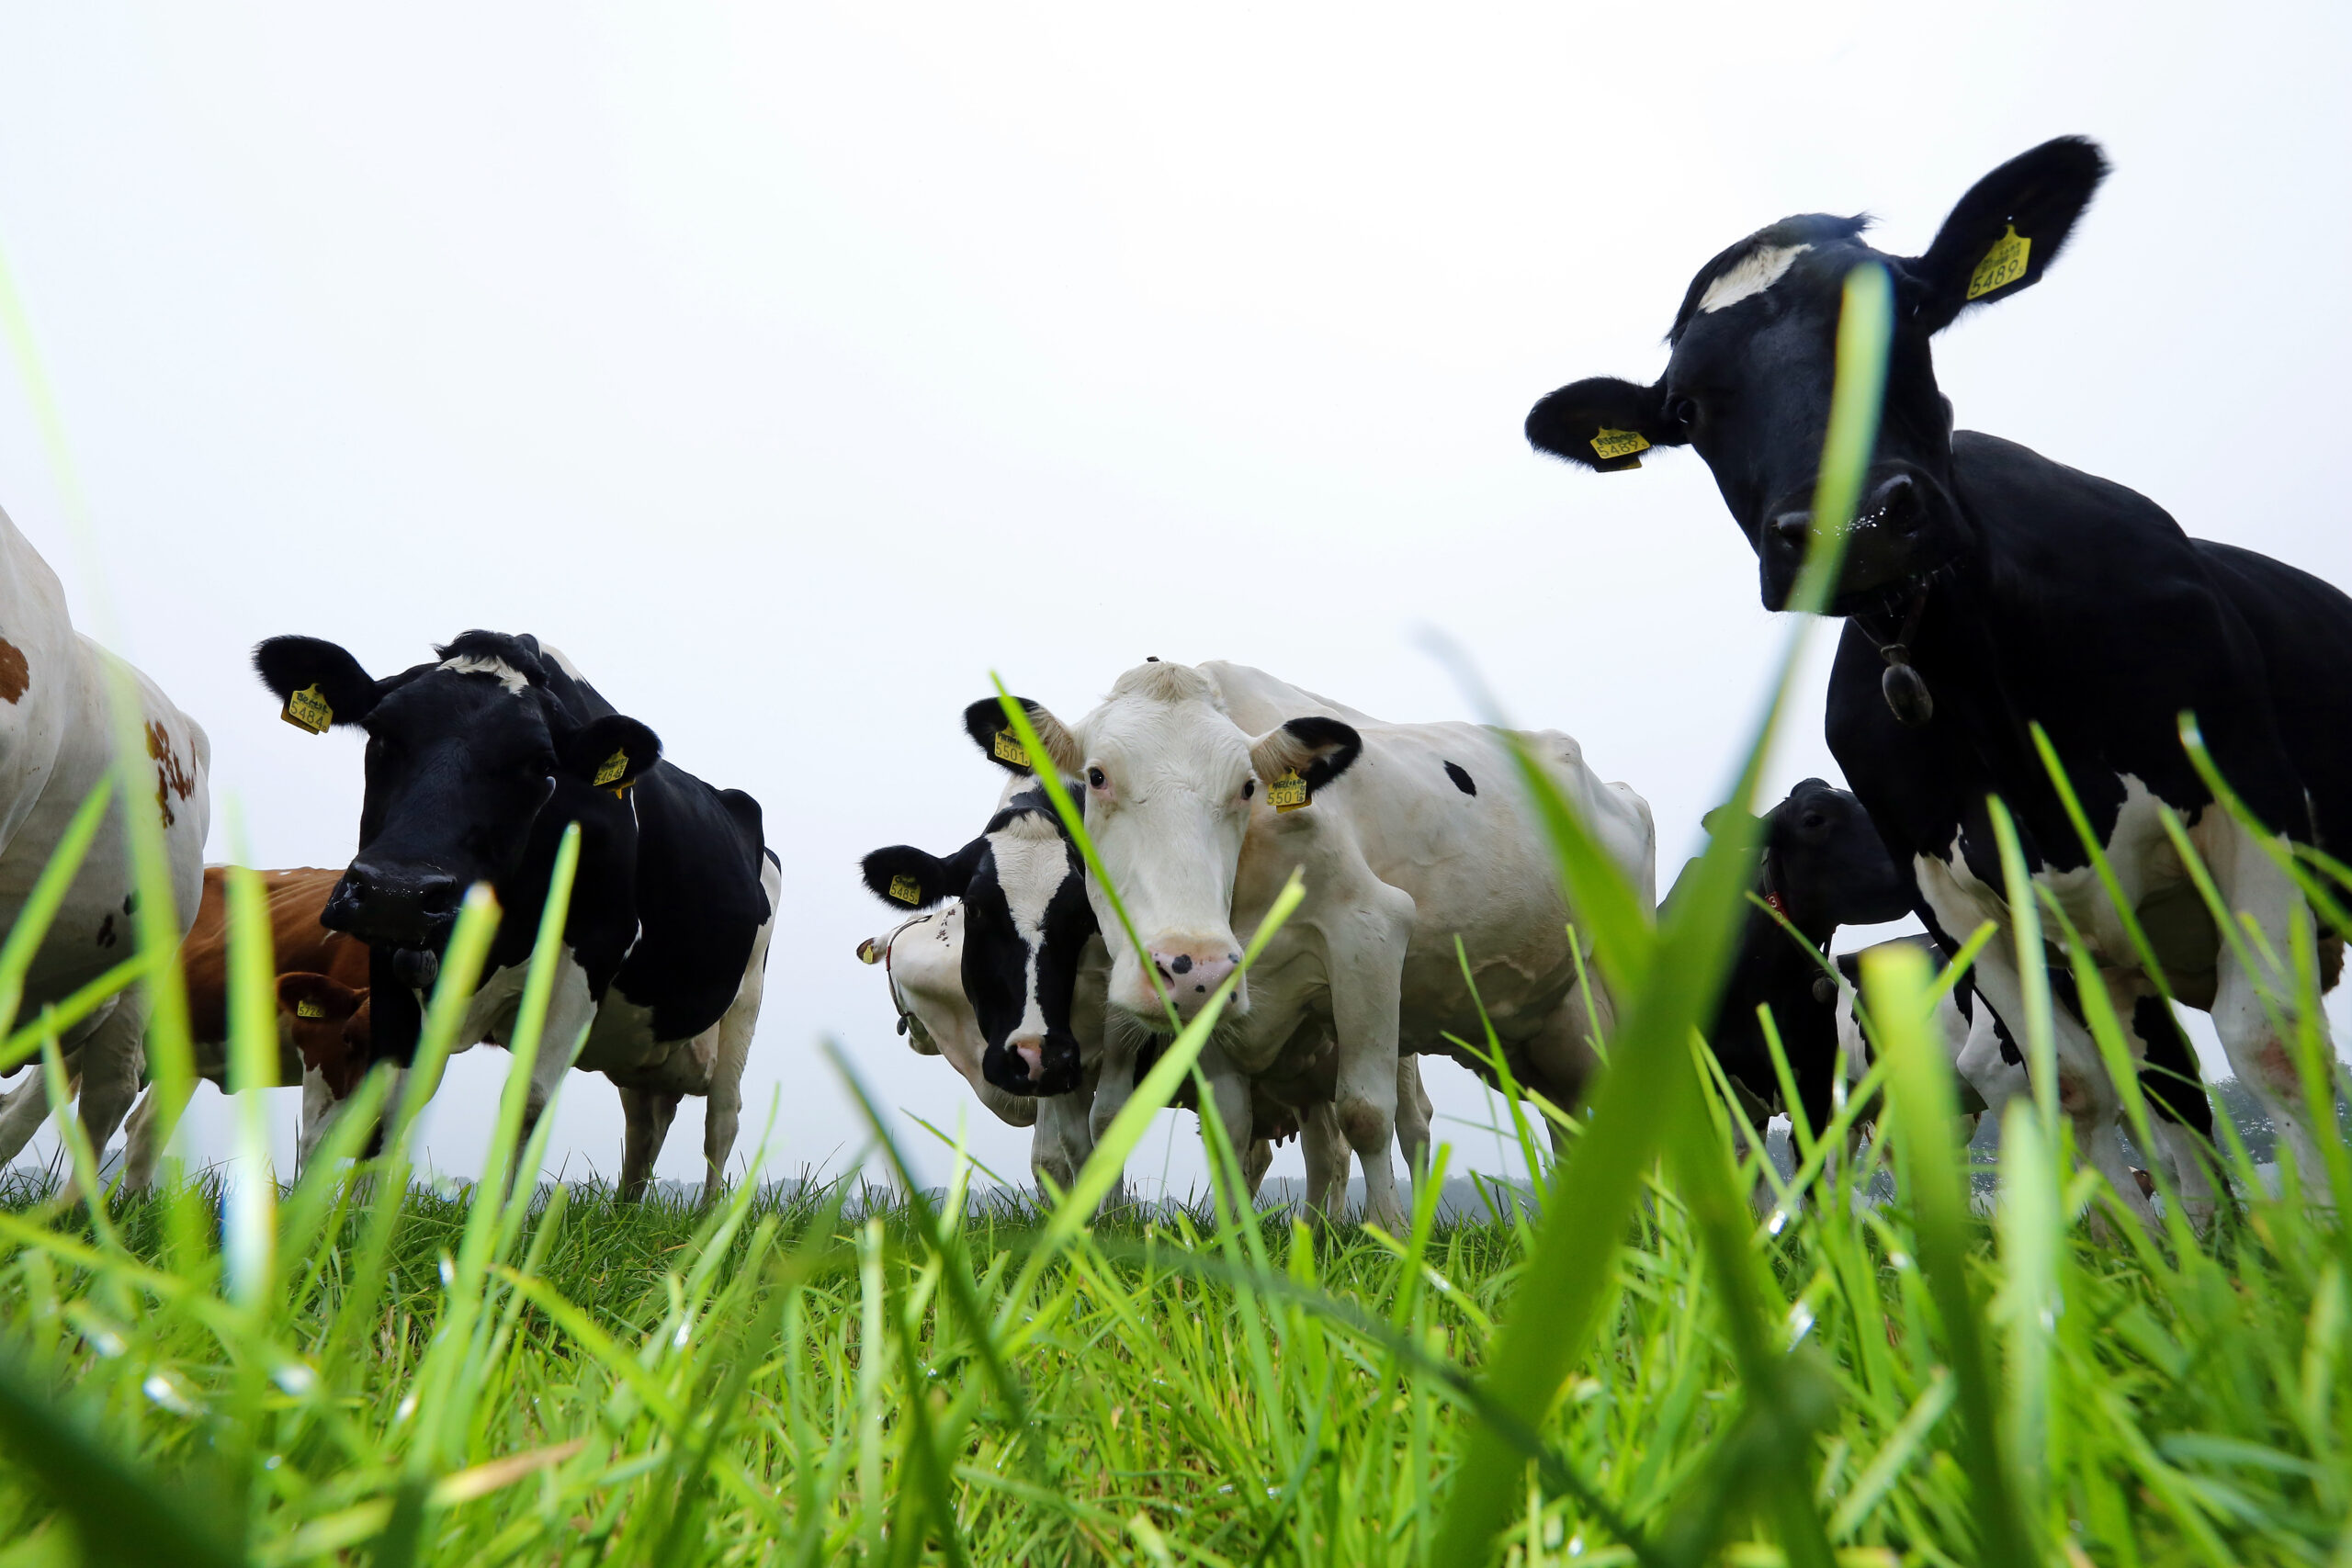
[
  {"xmin": 1008, "ymin": 1032, "xmax": 1046, "ymax": 1079},
  {"xmin": 1151, "ymin": 948, "xmax": 1240, "ymax": 1002},
  {"xmin": 1860, "ymin": 471, "xmax": 1919, "ymax": 529},
  {"xmin": 1769, "ymin": 510, "xmax": 1815, "ymax": 552},
  {"xmin": 336, "ymin": 862, "xmax": 461, "ymax": 942}
]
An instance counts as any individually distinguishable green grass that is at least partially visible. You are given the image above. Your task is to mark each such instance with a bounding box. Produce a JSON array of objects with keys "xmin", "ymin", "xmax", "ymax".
[
  {"xmin": 4, "ymin": 257, "xmax": 2352, "ymax": 1568},
  {"xmin": 4, "ymin": 1115, "xmax": 2350, "ymax": 1567}
]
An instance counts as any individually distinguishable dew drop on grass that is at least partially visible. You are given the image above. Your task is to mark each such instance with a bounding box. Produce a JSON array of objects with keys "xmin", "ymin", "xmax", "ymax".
[
  {"xmin": 274, "ymin": 1361, "xmax": 317, "ymax": 1396},
  {"xmin": 85, "ymin": 1326, "xmax": 125, "ymax": 1359},
  {"xmin": 395, "ymin": 1391, "xmax": 419, "ymax": 1424},
  {"xmin": 1767, "ymin": 1209, "xmax": 1790, "ymax": 1236},
  {"xmin": 1787, "ymin": 1301, "xmax": 1817, "ymax": 1348},
  {"xmin": 142, "ymin": 1372, "xmax": 196, "ymax": 1416}
]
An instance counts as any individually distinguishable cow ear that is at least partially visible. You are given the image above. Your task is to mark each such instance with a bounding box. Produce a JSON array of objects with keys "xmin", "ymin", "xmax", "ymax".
[
  {"xmin": 277, "ymin": 971, "xmax": 363, "ymax": 1022},
  {"xmin": 1250, "ymin": 716, "xmax": 1363, "ymax": 797},
  {"xmin": 254, "ymin": 636, "xmax": 385, "ymax": 727},
  {"xmin": 861, "ymin": 840, "xmax": 979, "ymax": 910},
  {"xmin": 559, "ymin": 715, "xmax": 662, "ymax": 789},
  {"xmin": 1907, "ymin": 135, "xmax": 2108, "ymax": 333},
  {"xmin": 962, "ymin": 698, "xmax": 1083, "ymax": 777},
  {"xmin": 1525, "ymin": 377, "xmax": 1684, "ymax": 472}
]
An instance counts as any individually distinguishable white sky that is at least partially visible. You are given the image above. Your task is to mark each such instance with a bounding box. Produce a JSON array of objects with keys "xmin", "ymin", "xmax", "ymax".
[{"xmin": 2, "ymin": 3, "xmax": 2347, "ymax": 1195}]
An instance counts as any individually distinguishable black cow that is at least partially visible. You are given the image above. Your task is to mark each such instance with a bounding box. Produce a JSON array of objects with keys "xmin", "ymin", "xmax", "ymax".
[
  {"xmin": 858, "ymin": 731, "xmax": 1099, "ymax": 1099},
  {"xmin": 254, "ymin": 630, "xmax": 778, "ymax": 1187},
  {"xmin": 1527, "ymin": 137, "xmax": 2346, "ymax": 1221},
  {"xmin": 1692, "ymin": 780, "xmax": 1910, "ymax": 1136}
]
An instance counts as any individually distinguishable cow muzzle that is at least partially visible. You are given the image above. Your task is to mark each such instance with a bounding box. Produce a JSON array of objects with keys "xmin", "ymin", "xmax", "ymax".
[
  {"xmin": 1761, "ymin": 468, "xmax": 1946, "ymax": 607},
  {"xmin": 326, "ymin": 860, "xmax": 463, "ymax": 947},
  {"xmin": 983, "ymin": 1027, "xmax": 1085, "ymax": 1098},
  {"xmin": 1149, "ymin": 943, "xmax": 1241, "ymax": 1015}
]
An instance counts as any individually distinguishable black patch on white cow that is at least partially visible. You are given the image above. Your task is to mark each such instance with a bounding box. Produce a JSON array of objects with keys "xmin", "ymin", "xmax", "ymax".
[{"xmin": 1444, "ymin": 761, "xmax": 1476, "ymax": 796}]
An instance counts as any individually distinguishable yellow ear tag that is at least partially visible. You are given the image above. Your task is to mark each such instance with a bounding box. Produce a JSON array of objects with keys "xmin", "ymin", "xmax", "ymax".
[
  {"xmin": 1268, "ymin": 771, "xmax": 1310, "ymax": 813},
  {"xmin": 888, "ymin": 874, "xmax": 922, "ymax": 905},
  {"xmin": 992, "ymin": 730, "xmax": 1030, "ymax": 768},
  {"xmin": 593, "ymin": 750, "xmax": 629, "ymax": 787},
  {"xmin": 295, "ymin": 998, "xmax": 325, "ymax": 1020},
  {"xmin": 1589, "ymin": 428, "xmax": 1650, "ymax": 465},
  {"xmin": 281, "ymin": 684, "xmax": 334, "ymax": 734},
  {"xmin": 1966, "ymin": 224, "xmax": 2030, "ymax": 300}
]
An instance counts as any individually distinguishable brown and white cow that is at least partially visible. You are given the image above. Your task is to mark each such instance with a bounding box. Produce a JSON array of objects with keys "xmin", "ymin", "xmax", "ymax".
[{"xmin": 0, "ymin": 503, "xmax": 209, "ymax": 1183}]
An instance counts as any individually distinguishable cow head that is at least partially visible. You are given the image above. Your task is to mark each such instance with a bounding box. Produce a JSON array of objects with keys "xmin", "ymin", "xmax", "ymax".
[
  {"xmin": 277, "ymin": 972, "xmax": 372, "ymax": 1097},
  {"xmin": 1527, "ymin": 137, "xmax": 2108, "ymax": 613},
  {"xmin": 859, "ymin": 776, "xmax": 1095, "ymax": 1097},
  {"xmin": 1763, "ymin": 778, "xmax": 1911, "ymax": 937},
  {"xmin": 254, "ymin": 630, "xmax": 659, "ymax": 949},
  {"xmin": 969, "ymin": 663, "xmax": 1362, "ymax": 1028}
]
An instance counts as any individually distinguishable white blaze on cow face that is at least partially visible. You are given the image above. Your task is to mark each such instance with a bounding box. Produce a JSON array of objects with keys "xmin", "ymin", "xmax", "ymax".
[
  {"xmin": 1696, "ymin": 243, "xmax": 1812, "ymax": 315},
  {"xmin": 436, "ymin": 652, "xmax": 534, "ymax": 694},
  {"xmin": 986, "ymin": 809, "xmax": 1076, "ymax": 1076}
]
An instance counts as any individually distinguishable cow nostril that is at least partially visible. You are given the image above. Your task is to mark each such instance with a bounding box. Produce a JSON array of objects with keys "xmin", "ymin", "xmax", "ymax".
[
  {"xmin": 1770, "ymin": 513, "xmax": 1813, "ymax": 549},
  {"xmin": 419, "ymin": 877, "xmax": 460, "ymax": 916}
]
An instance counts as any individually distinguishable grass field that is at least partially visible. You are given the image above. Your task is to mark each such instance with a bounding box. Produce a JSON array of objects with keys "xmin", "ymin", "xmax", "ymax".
[
  {"xmin": 5, "ymin": 266, "xmax": 2352, "ymax": 1567},
  {"xmin": 4, "ymin": 1100, "xmax": 2351, "ymax": 1568}
]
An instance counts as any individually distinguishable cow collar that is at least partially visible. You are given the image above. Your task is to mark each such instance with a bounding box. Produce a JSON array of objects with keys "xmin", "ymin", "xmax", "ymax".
[
  {"xmin": 866, "ymin": 912, "xmax": 937, "ymax": 1051},
  {"xmin": 1864, "ymin": 584, "xmax": 1934, "ymax": 728}
]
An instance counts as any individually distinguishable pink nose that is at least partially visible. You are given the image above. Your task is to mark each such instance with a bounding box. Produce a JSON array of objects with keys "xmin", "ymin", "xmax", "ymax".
[
  {"xmin": 1010, "ymin": 1036, "xmax": 1045, "ymax": 1077},
  {"xmin": 1151, "ymin": 948, "xmax": 1239, "ymax": 1007}
]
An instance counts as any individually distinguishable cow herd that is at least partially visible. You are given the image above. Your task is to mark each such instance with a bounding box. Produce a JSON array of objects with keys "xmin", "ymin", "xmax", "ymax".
[{"xmin": 0, "ymin": 135, "xmax": 2346, "ymax": 1230}]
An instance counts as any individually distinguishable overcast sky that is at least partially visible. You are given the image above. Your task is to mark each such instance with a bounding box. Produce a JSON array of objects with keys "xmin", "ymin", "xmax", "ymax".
[{"xmin": 3, "ymin": 3, "xmax": 2347, "ymax": 1195}]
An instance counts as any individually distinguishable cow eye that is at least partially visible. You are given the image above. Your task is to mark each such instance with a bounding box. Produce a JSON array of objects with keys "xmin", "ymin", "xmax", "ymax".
[
  {"xmin": 1087, "ymin": 767, "xmax": 1106, "ymax": 789},
  {"xmin": 1242, "ymin": 779, "xmax": 1255, "ymax": 800},
  {"xmin": 1666, "ymin": 396, "xmax": 1699, "ymax": 428}
]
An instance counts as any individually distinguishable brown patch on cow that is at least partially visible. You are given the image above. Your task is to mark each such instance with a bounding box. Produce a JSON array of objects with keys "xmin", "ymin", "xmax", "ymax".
[
  {"xmin": 0, "ymin": 639, "xmax": 28, "ymax": 705},
  {"xmin": 145, "ymin": 720, "xmax": 197, "ymax": 829},
  {"xmin": 2254, "ymin": 1036, "xmax": 2303, "ymax": 1097}
]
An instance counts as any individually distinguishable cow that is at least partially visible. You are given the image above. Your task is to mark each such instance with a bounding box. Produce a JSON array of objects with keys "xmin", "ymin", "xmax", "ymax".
[
  {"xmin": 253, "ymin": 630, "xmax": 778, "ymax": 1201},
  {"xmin": 1525, "ymin": 136, "xmax": 2349, "ymax": 1222},
  {"xmin": 978, "ymin": 660, "xmax": 1655, "ymax": 1230},
  {"xmin": 107, "ymin": 866, "xmax": 372, "ymax": 1189},
  {"xmin": 857, "ymin": 775, "xmax": 1435, "ymax": 1213},
  {"xmin": 1689, "ymin": 780, "xmax": 1913, "ymax": 1137},
  {"xmin": 0, "ymin": 503, "xmax": 209, "ymax": 1185}
]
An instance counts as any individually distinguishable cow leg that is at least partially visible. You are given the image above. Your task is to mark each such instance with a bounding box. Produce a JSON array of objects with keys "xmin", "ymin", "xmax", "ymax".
[
  {"xmin": 1241, "ymin": 1137, "xmax": 1274, "ymax": 1200},
  {"xmin": 1031, "ymin": 1088, "xmax": 1097, "ymax": 1201},
  {"xmin": 67, "ymin": 992, "xmax": 150, "ymax": 1197},
  {"xmin": 2202, "ymin": 821, "xmax": 2333, "ymax": 1197},
  {"xmin": 1193, "ymin": 1041, "xmax": 1258, "ymax": 1210},
  {"xmin": 1317, "ymin": 887, "xmax": 1414, "ymax": 1230},
  {"xmin": 1395, "ymin": 1055, "xmax": 1433, "ymax": 1189},
  {"xmin": 699, "ymin": 858, "xmax": 775, "ymax": 1203},
  {"xmin": 1914, "ymin": 856, "xmax": 2154, "ymax": 1230},
  {"xmin": 514, "ymin": 953, "xmax": 600, "ymax": 1175},
  {"xmin": 0, "ymin": 1066, "xmax": 57, "ymax": 1168},
  {"xmin": 295, "ymin": 1066, "xmax": 340, "ymax": 1174},
  {"xmin": 1299, "ymin": 1101, "xmax": 1351, "ymax": 1218},
  {"xmin": 122, "ymin": 1067, "xmax": 202, "ymax": 1192},
  {"xmin": 616, "ymin": 1085, "xmax": 679, "ymax": 1201}
]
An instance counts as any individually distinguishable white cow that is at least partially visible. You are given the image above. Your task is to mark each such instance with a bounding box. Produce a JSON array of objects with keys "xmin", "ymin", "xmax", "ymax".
[
  {"xmin": 0, "ymin": 503, "xmax": 209, "ymax": 1180},
  {"xmin": 991, "ymin": 660, "xmax": 1656, "ymax": 1231}
]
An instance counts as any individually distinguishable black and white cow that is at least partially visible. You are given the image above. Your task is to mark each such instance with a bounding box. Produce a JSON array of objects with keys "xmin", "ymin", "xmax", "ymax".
[
  {"xmin": 861, "ymin": 778, "xmax": 1100, "ymax": 1099},
  {"xmin": 1691, "ymin": 779, "xmax": 1912, "ymax": 1134},
  {"xmin": 254, "ymin": 630, "xmax": 777, "ymax": 1199},
  {"xmin": 1527, "ymin": 137, "xmax": 2348, "ymax": 1220},
  {"xmin": 983, "ymin": 660, "xmax": 1654, "ymax": 1229},
  {"xmin": 856, "ymin": 771, "xmax": 1428, "ymax": 1212},
  {"xmin": 0, "ymin": 503, "xmax": 209, "ymax": 1183},
  {"xmin": 858, "ymin": 779, "xmax": 1109, "ymax": 1192}
]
